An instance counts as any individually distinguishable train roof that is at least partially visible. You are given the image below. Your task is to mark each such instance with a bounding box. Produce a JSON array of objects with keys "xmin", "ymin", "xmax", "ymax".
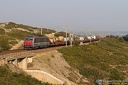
[{"xmin": 26, "ymin": 35, "xmax": 49, "ymax": 38}]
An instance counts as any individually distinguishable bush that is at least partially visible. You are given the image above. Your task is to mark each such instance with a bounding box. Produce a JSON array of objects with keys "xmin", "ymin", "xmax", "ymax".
[
  {"xmin": 109, "ymin": 68, "xmax": 124, "ymax": 80},
  {"xmin": 7, "ymin": 29, "xmax": 32, "ymax": 40},
  {"xmin": 0, "ymin": 65, "xmax": 52, "ymax": 85},
  {"xmin": 73, "ymin": 41, "xmax": 80, "ymax": 46},
  {"xmin": 0, "ymin": 37, "xmax": 10, "ymax": 51},
  {"xmin": 58, "ymin": 36, "xmax": 128, "ymax": 82},
  {"xmin": 0, "ymin": 29, "xmax": 5, "ymax": 35},
  {"xmin": 123, "ymin": 34, "xmax": 128, "ymax": 41}
]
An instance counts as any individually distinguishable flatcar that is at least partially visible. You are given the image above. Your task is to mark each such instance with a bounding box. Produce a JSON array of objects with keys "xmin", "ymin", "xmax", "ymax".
[{"xmin": 24, "ymin": 35, "xmax": 50, "ymax": 49}]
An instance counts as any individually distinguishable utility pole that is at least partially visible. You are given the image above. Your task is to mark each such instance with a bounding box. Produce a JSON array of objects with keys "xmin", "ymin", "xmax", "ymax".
[
  {"xmin": 41, "ymin": 27, "xmax": 42, "ymax": 35},
  {"xmin": 66, "ymin": 25, "xmax": 68, "ymax": 47},
  {"xmin": 70, "ymin": 34, "xmax": 73, "ymax": 46},
  {"xmin": 41, "ymin": 23, "xmax": 43, "ymax": 35},
  {"xmin": 90, "ymin": 31, "xmax": 92, "ymax": 43}
]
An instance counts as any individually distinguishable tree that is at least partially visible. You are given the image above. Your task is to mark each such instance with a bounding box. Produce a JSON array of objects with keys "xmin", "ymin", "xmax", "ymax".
[
  {"xmin": 123, "ymin": 34, "xmax": 128, "ymax": 41},
  {"xmin": 0, "ymin": 37, "xmax": 10, "ymax": 51}
]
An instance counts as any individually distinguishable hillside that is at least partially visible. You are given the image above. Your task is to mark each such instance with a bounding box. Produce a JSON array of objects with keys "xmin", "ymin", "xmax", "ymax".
[
  {"xmin": 0, "ymin": 65, "xmax": 52, "ymax": 85},
  {"xmin": 1, "ymin": 22, "xmax": 128, "ymax": 84},
  {"xmin": 27, "ymin": 50, "xmax": 90, "ymax": 85},
  {"xmin": 0, "ymin": 22, "xmax": 56, "ymax": 51},
  {"xmin": 1, "ymin": 34, "xmax": 128, "ymax": 84},
  {"xmin": 58, "ymin": 36, "xmax": 128, "ymax": 83}
]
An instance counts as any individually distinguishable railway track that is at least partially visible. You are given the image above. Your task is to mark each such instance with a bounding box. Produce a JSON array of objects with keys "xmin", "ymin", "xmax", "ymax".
[
  {"xmin": 0, "ymin": 49, "xmax": 25, "ymax": 55},
  {"xmin": 0, "ymin": 46, "xmax": 64, "ymax": 59},
  {"xmin": 0, "ymin": 40, "xmax": 99, "ymax": 59}
]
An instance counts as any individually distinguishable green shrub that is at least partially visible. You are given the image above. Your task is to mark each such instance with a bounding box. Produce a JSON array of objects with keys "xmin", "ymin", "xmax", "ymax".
[
  {"xmin": 123, "ymin": 34, "xmax": 128, "ymax": 41},
  {"xmin": 109, "ymin": 68, "xmax": 124, "ymax": 80},
  {"xmin": 0, "ymin": 37, "xmax": 10, "ymax": 51},
  {"xmin": 73, "ymin": 41, "xmax": 80, "ymax": 46},
  {"xmin": 58, "ymin": 36, "xmax": 128, "ymax": 82},
  {"xmin": 0, "ymin": 29, "xmax": 5, "ymax": 35},
  {"xmin": 7, "ymin": 29, "xmax": 32, "ymax": 40},
  {"xmin": 4, "ymin": 22, "xmax": 16, "ymax": 29},
  {"xmin": 0, "ymin": 65, "xmax": 52, "ymax": 85}
]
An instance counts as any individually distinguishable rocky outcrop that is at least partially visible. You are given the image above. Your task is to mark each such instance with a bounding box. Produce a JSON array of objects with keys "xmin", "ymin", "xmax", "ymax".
[
  {"xmin": 27, "ymin": 50, "xmax": 90, "ymax": 85},
  {"xmin": 10, "ymin": 40, "xmax": 24, "ymax": 50}
]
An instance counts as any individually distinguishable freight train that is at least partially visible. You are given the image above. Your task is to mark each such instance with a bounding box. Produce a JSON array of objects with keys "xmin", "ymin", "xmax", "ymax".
[{"xmin": 23, "ymin": 35, "xmax": 100, "ymax": 49}]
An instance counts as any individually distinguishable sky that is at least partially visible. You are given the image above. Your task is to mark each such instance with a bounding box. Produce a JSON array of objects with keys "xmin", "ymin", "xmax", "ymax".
[{"xmin": 0, "ymin": 0, "xmax": 128, "ymax": 34}]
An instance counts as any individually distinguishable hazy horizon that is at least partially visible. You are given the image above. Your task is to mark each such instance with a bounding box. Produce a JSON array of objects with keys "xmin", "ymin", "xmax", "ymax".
[{"xmin": 0, "ymin": 0, "xmax": 128, "ymax": 33}]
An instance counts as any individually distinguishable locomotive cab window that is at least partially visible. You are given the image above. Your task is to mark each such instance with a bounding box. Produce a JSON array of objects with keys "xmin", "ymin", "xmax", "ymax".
[{"xmin": 25, "ymin": 38, "xmax": 33, "ymax": 40}]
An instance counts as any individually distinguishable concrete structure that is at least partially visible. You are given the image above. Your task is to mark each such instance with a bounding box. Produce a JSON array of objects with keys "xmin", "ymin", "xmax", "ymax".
[
  {"xmin": 0, "ymin": 58, "xmax": 8, "ymax": 65},
  {"xmin": 0, "ymin": 57, "xmax": 33, "ymax": 70},
  {"xmin": 0, "ymin": 51, "xmax": 35, "ymax": 69},
  {"xmin": 24, "ymin": 70, "xmax": 65, "ymax": 85},
  {"xmin": 0, "ymin": 51, "xmax": 69, "ymax": 85}
]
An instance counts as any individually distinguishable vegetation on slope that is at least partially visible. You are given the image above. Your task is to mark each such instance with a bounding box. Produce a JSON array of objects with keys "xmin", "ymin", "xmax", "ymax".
[
  {"xmin": 0, "ymin": 22, "xmax": 56, "ymax": 51},
  {"xmin": 0, "ymin": 65, "xmax": 52, "ymax": 85},
  {"xmin": 4, "ymin": 22, "xmax": 55, "ymax": 33},
  {"xmin": 58, "ymin": 36, "xmax": 128, "ymax": 82},
  {"xmin": 0, "ymin": 29, "xmax": 5, "ymax": 35},
  {"xmin": 7, "ymin": 29, "xmax": 32, "ymax": 40},
  {"xmin": 0, "ymin": 36, "xmax": 11, "ymax": 51},
  {"xmin": 123, "ymin": 34, "xmax": 128, "ymax": 42}
]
